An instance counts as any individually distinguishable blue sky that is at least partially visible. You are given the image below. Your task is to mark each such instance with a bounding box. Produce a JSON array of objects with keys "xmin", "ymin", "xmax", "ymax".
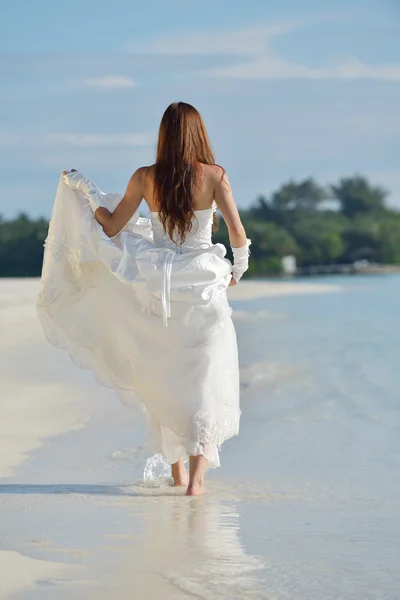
[{"xmin": 1, "ymin": 0, "xmax": 400, "ymax": 218}]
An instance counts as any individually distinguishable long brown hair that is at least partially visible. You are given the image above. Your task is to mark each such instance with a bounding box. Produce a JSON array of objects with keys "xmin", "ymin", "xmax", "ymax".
[{"xmin": 154, "ymin": 102, "xmax": 217, "ymax": 244}]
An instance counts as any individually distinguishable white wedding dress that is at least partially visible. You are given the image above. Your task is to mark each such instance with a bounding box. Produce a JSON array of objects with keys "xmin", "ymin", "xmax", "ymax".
[{"xmin": 37, "ymin": 172, "xmax": 241, "ymax": 468}]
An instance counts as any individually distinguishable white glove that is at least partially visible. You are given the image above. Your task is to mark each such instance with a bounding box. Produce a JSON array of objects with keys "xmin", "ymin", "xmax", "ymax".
[
  {"xmin": 231, "ymin": 238, "xmax": 251, "ymax": 283},
  {"xmin": 63, "ymin": 170, "xmax": 103, "ymax": 214}
]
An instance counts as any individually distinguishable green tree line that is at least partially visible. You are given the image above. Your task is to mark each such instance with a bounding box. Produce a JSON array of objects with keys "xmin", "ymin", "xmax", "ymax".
[
  {"xmin": 215, "ymin": 176, "xmax": 400, "ymax": 275},
  {"xmin": 1, "ymin": 175, "xmax": 400, "ymax": 277}
]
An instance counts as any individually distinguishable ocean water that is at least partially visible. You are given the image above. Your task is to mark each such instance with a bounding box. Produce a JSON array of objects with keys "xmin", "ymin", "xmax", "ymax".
[
  {"xmin": 2, "ymin": 275, "xmax": 400, "ymax": 599},
  {"xmin": 226, "ymin": 274, "xmax": 400, "ymax": 598}
]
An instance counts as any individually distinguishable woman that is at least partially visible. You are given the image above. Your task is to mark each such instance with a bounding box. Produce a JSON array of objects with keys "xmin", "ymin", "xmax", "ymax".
[{"xmin": 37, "ymin": 102, "xmax": 251, "ymax": 496}]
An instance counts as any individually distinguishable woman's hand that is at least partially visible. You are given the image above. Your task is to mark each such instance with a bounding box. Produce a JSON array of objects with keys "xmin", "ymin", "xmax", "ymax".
[{"xmin": 228, "ymin": 275, "xmax": 237, "ymax": 287}]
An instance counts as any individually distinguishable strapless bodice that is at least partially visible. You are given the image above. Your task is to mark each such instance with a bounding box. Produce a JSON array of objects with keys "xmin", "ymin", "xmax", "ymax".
[{"xmin": 149, "ymin": 206, "xmax": 215, "ymax": 252}]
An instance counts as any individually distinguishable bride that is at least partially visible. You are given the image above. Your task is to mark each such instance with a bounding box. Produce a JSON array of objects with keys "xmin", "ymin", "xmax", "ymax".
[{"xmin": 37, "ymin": 102, "xmax": 251, "ymax": 496}]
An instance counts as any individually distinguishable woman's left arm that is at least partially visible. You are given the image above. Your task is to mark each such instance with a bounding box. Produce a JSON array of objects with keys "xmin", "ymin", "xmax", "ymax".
[{"xmin": 95, "ymin": 167, "xmax": 146, "ymax": 238}]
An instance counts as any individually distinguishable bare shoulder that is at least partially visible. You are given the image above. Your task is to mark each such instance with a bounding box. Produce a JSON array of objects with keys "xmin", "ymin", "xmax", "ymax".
[
  {"xmin": 130, "ymin": 165, "xmax": 154, "ymax": 182},
  {"xmin": 143, "ymin": 163, "xmax": 156, "ymax": 175},
  {"xmin": 209, "ymin": 165, "xmax": 232, "ymax": 196},
  {"xmin": 126, "ymin": 165, "xmax": 154, "ymax": 194},
  {"xmin": 202, "ymin": 164, "xmax": 229, "ymax": 188},
  {"xmin": 203, "ymin": 163, "xmax": 223, "ymax": 179}
]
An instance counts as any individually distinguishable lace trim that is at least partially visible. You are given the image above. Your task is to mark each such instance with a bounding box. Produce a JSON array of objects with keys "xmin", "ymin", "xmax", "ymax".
[
  {"xmin": 191, "ymin": 409, "xmax": 240, "ymax": 451},
  {"xmin": 36, "ymin": 298, "xmax": 144, "ymax": 415}
]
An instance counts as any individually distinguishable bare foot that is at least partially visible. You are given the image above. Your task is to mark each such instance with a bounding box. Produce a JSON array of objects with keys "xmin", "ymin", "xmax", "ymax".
[
  {"xmin": 185, "ymin": 485, "xmax": 206, "ymax": 496},
  {"xmin": 171, "ymin": 458, "xmax": 188, "ymax": 487},
  {"xmin": 185, "ymin": 455, "xmax": 208, "ymax": 496}
]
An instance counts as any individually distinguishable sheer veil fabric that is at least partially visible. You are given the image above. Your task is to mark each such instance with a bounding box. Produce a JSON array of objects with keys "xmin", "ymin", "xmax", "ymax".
[{"xmin": 37, "ymin": 172, "xmax": 241, "ymax": 468}]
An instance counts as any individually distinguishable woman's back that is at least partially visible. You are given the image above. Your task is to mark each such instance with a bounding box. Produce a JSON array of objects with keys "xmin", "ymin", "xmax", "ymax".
[{"xmin": 142, "ymin": 163, "xmax": 219, "ymax": 250}]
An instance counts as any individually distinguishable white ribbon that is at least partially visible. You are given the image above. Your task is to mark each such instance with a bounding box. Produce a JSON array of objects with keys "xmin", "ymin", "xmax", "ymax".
[
  {"xmin": 145, "ymin": 247, "xmax": 179, "ymax": 327},
  {"xmin": 161, "ymin": 249, "xmax": 176, "ymax": 327}
]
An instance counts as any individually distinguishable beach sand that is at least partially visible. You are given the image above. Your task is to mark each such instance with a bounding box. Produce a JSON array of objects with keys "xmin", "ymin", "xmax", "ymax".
[
  {"xmin": 1, "ymin": 276, "xmax": 397, "ymax": 600},
  {"xmin": 0, "ymin": 278, "xmax": 104, "ymax": 480},
  {"xmin": 227, "ymin": 278, "xmax": 343, "ymax": 301}
]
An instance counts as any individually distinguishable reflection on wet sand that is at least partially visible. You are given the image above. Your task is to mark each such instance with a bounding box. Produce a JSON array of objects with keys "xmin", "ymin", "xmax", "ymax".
[
  {"xmin": 93, "ymin": 491, "xmax": 265, "ymax": 600},
  {"xmin": 2, "ymin": 483, "xmax": 267, "ymax": 599}
]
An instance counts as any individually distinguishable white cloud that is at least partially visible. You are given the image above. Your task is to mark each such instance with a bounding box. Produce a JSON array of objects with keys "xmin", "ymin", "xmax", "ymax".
[
  {"xmin": 125, "ymin": 21, "xmax": 300, "ymax": 56},
  {"xmin": 48, "ymin": 133, "xmax": 154, "ymax": 147},
  {"xmin": 127, "ymin": 18, "xmax": 400, "ymax": 82},
  {"xmin": 334, "ymin": 58, "xmax": 400, "ymax": 82},
  {"xmin": 0, "ymin": 131, "xmax": 155, "ymax": 149},
  {"xmin": 205, "ymin": 55, "xmax": 400, "ymax": 82},
  {"xmin": 80, "ymin": 76, "xmax": 137, "ymax": 90}
]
